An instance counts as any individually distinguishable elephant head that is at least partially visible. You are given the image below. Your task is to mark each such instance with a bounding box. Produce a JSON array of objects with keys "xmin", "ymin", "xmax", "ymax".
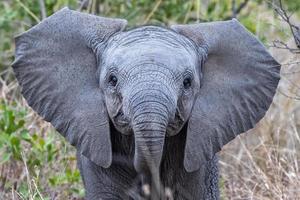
[{"xmin": 13, "ymin": 7, "xmax": 280, "ymax": 192}]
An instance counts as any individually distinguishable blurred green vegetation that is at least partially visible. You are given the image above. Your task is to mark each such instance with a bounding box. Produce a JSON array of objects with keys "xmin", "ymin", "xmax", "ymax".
[
  {"xmin": 0, "ymin": 0, "xmax": 299, "ymax": 199},
  {"xmin": 0, "ymin": 101, "xmax": 84, "ymax": 199},
  {"xmin": 1, "ymin": 0, "xmax": 299, "ymax": 72}
]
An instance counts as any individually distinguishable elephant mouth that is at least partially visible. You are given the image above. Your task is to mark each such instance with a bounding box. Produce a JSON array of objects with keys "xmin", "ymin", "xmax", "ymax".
[
  {"xmin": 166, "ymin": 109, "xmax": 185, "ymax": 136},
  {"xmin": 113, "ymin": 109, "xmax": 132, "ymax": 134},
  {"xmin": 115, "ymin": 109, "xmax": 124, "ymax": 120}
]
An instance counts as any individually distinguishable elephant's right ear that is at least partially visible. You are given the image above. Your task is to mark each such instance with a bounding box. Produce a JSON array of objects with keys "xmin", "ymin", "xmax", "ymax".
[
  {"xmin": 172, "ymin": 19, "xmax": 280, "ymax": 172},
  {"xmin": 12, "ymin": 8, "xmax": 127, "ymax": 168}
]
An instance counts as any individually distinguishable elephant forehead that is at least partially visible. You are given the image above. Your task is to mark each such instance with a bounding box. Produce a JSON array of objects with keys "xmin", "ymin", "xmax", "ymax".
[{"xmin": 104, "ymin": 26, "xmax": 198, "ymax": 68}]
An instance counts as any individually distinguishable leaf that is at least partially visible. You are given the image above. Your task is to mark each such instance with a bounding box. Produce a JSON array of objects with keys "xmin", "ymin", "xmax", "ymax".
[
  {"xmin": 21, "ymin": 130, "xmax": 32, "ymax": 142},
  {"xmin": 0, "ymin": 152, "xmax": 11, "ymax": 163},
  {"xmin": 10, "ymin": 136, "xmax": 20, "ymax": 146},
  {"xmin": 17, "ymin": 119, "xmax": 25, "ymax": 129},
  {"xmin": 48, "ymin": 177, "xmax": 57, "ymax": 186}
]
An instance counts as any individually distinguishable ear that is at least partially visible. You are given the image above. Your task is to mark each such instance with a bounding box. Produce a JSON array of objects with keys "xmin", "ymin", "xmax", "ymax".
[
  {"xmin": 171, "ymin": 19, "xmax": 280, "ymax": 172},
  {"xmin": 12, "ymin": 8, "xmax": 127, "ymax": 168}
]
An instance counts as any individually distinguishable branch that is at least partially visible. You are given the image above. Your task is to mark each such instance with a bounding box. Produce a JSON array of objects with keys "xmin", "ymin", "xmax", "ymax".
[
  {"xmin": 38, "ymin": 0, "xmax": 46, "ymax": 19},
  {"xmin": 230, "ymin": 0, "xmax": 250, "ymax": 19},
  {"xmin": 278, "ymin": 89, "xmax": 300, "ymax": 101},
  {"xmin": 143, "ymin": 0, "xmax": 162, "ymax": 24},
  {"xmin": 268, "ymin": 40, "xmax": 300, "ymax": 54},
  {"xmin": 235, "ymin": 0, "xmax": 250, "ymax": 16},
  {"xmin": 281, "ymin": 61, "xmax": 300, "ymax": 67},
  {"xmin": 272, "ymin": 0, "xmax": 300, "ymax": 49},
  {"xmin": 77, "ymin": 0, "xmax": 89, "ymax": 11},
  {"xmin": 231, "ymin": 0, "xmax": 236, "ymax": 18},
  {"xmin": 16, "ymin": 0, "xmax": 40, "ymax": 23}
]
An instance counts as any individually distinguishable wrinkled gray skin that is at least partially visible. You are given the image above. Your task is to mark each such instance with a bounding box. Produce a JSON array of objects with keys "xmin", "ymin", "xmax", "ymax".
[
  {"xmin": 102, "ymin": 27, "xmax": 200, "ymax": 172},
  {"xmin": 12, "ymin": 8, "xmax": 280, "ymax": 200},
  {"xmin": 78, "ymin": 125, "xmax": 219, "ymax": 199},
  {"xmin": 79, "ymin": 26, "xmax": 216, "ymax": 199}
]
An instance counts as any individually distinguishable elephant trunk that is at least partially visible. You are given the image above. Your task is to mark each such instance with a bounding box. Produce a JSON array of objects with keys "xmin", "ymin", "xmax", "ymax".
[
  {"xmin": 128, "ymin": 86, "xmax": 174, "ymax": 198},
  {"xmin": 133, "ymin": 120, "xmax": 166, "ymax": 197},
  {"xmin": 133, "ymin": 122, "xmax": 166, "ymax": 174},
  {"xmin": 125, "ymin": 82, "xmax": 177, "ymax": 175}
]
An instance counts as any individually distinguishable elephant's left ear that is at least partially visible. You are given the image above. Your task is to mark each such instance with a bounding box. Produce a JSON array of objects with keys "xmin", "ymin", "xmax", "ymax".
[
  {"xmin": 171, "ymin": 19, "xmax": 280, "ymax": 172},
  {"xmin": 12, "ymin": 8, "xmax": 127, "ymax": 168}
]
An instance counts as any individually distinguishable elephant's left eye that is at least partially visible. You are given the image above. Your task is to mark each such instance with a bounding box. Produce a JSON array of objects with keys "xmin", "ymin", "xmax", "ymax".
[
  {"xmin": 183, "ymin": 77, "xmax": 192, "ymax": 89},
  {"xmin": 108, "ymin": 74, "xmax": 118, "ymax": 87}
]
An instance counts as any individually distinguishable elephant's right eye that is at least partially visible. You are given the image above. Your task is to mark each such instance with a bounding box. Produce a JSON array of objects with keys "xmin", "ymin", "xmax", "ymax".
[
  {"xmin": 108, "ymin": 74, "xmax": 118, "ymax": 87},
  {"xmin": 183, "ymin": 77, "xmax": 192, "ymax": 89}
]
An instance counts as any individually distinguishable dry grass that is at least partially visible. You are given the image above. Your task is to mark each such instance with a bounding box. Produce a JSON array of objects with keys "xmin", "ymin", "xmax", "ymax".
[
  {"xmin": 219, "ymin": 41, "xmax": 300, "ymax": 199},
  {"xmin": 0, "ymin": 70, "xmax": 82, "ymax": 200}
]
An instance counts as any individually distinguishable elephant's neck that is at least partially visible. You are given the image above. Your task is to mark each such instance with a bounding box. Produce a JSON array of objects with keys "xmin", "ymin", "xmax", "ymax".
[
  {"xmin": 161, "ymin": 126, "xmax": 220, "ymax": 199},
  {"xmin": 109, "ymin": 123, "xmax": 219, "ymax": 199},
  {"xmin": 110, "ymin": 124, "xmax": 135, "ymax": 167},
  {"xmin": 160, "ymin": 124, "xmax": 187, "ymax": 181}
]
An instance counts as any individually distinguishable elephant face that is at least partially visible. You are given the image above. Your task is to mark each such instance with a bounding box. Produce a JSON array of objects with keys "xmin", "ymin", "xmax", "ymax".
[
  {"xmin": 12, "ymin": 8, "xmax": 280, "ymax": 178},
  {"xmin": 100, "ymin": 26, "xmax": 201, "ymax": 137}
]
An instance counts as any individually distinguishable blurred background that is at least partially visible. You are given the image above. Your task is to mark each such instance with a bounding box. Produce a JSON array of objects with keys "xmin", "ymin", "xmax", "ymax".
[{"xmin": 0, "ymin": 0, "xmax": 299, "ymax": 199}]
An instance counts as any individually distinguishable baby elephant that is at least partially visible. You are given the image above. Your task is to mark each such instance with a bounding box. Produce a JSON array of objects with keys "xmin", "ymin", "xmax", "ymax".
[{"xmin": 13, "ymin": 8, "xmax": 280, "ymax": 200}]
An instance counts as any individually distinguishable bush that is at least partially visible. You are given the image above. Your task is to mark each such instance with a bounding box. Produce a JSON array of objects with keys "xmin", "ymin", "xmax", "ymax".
[{"xmin": 0, "ymin": 101, "xmax": 84, "ymax": 199}]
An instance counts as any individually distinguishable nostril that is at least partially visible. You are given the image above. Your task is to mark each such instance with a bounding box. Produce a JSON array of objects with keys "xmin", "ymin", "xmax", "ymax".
[{"xmin": 116, "ymin": 109, "xmax": 124, "ymax": 118}]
